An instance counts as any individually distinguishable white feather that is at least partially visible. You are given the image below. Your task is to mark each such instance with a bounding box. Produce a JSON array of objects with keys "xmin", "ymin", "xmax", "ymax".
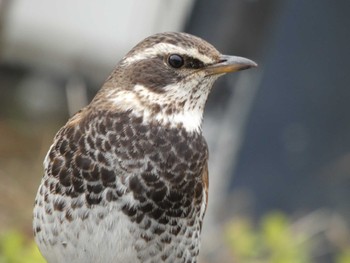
[{"xmin": 122, "ymin": 43, "xmax": 214, "ymax": 65}]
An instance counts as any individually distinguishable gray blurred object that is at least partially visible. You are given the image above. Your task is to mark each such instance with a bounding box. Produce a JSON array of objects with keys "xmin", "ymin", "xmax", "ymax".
[
  {"xmin": 65, "ymin": 75, "xmax": 88, "ymax": 116},
  {"xmin": 0, "ymin": 0, "xmax": 195, "ymax": 120},
  {"xmin": 1, "ymin": 0, "xmax": 194, "ymax": 78},
  {"xmin": 231, "ymin": 0, "xmax": 350, "ymax": 218},
  {"xmin": 0, "ymin": 0, "xmax": 10, "ymax": 53}
]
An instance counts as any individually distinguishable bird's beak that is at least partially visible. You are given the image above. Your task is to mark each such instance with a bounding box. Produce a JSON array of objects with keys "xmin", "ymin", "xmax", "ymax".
[{"xmin": 205, "ymin": 55, "xmax": 258, "ymax": 76}]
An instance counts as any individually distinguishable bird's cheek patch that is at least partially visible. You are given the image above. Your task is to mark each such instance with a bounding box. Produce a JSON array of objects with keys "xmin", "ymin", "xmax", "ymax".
[{"xmin": 128, "ymin": 59, "xmax": 182, "ymax": 93}]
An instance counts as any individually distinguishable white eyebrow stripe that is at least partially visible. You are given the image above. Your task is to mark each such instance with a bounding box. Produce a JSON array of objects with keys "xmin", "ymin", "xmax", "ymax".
[{"xmin": 122, "ymin": 43, "xmax": 215, "ymax": 65}]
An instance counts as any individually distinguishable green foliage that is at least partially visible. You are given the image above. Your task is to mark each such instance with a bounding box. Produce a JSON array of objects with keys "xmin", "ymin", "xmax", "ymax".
[
  {"xmin": 0, "ymin": 230, "xmax": 45, "ymax": 263},
  {"xmin": 226, "ymin": 212, "xmax": 310, "ymax": 263},
  {"xmin": 337, "ymin": 249, "xmax": 350, "ymax": 263}
]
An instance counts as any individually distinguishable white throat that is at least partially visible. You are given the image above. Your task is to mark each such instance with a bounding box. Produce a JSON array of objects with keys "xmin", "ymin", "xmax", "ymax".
[
  {"xmin": 155, "ymin": 108, "xmax": 203, "ymax": 133},
  {"xmin": 109, "ymin": 80, "xmax": 215, "ymax": 133}
]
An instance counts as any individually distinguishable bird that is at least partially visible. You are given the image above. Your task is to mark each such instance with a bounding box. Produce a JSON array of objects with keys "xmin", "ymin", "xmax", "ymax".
[{"xmin": 33, "ymin": 32, "xmax": 257, "ymax": 263}]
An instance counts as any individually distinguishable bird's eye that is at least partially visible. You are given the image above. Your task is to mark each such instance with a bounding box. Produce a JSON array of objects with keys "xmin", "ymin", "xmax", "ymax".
[{"xmin": 168, "ymin": 54, "xmax": 184, "ymax": 68}]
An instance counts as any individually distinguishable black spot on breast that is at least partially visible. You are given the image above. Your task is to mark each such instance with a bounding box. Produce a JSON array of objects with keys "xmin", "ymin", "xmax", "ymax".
[
  {"xmin": 157, "ymin": 198, "xmax": 172, "ymax": 211},
  {"xmin": 68, "ymin": 138, "xmax": 78, "ymax": 152},
  {"xmin": 82, "ymin": 168, "xmax": 99, "ymax": 182},
  {"xmin": 158, "ymin": 216, "xmax": 169, "ymax": 225},
  {"xmin": 97, "ymin": 153, "xmax": 109, "ymax": 166},
  {"xmin": 64, "ymin": 126, "xmax": 75, "ymax": 139},
  {"xmin": 119, "ymin": 138, "xmax": 129, "ymax": 148},
  {"xmin": 129, "ymin": 176, "xmax": 143, "ymax": 196},
  {"xmin": 175, "ymin": 141, "xmax": 188, "ymax": 155},
  {"xmin": 187, "ymin": 218, "xmax": 195, "ymax": 228},
  {"xmin": 54, "ymin": 183, "xmax": 62, "ymax": 194},
  {"xmin": 166, "ymin": 151, "xmax": 177, "ymax": 166},
  {"xmin": 149, "ymin": 208, "xmax": 164, "ymax": 220},
  {"xmin": 150, "ymin": 187, "xmax": 167, "ymax": 202},
  {"xmin": 194, "ymin": 183, "xmax": 203, "ymax": 198},
  {"xmin": 96, "ymin": 137, "xmax": 104, "ymax": 151},
  {"xmin": 105, "ymin": 190, "xmax": 118, "ymax": 202},
  {"xmin": 75, "ymin": 155, "xmax": 92, "ymax": 170},
  {"xmin": 86, "ymin": 194, "xmax": 102, "ymax": 206},
  {"xmin": 183, "ymin": 179, "xmax": 195, "ymax": 194},
  {"xmin": 168, "ymin": 190, "xmax": 183, "ymax": 202},
  {"xmin": 73, "ymin": 128, "xmax": 82, "ymax": 141},
  {"xmin": 150, "ymin": 153, "xmax": 160, "ymax": 162},
  {"xmin": 65, "ymin": 187, "xmax": 79, "ymax": 198},
  {"xmin": 165, "ymin": 107, "xmax": 174, "ymax": 115},
  {"xmin": 101, "ymin": 168, "xmax": 115, "ymax": 186},
  {"xmin": 128, "ymin": 148, "xmax": 142, "ymax": 159},
  {"xmin": 140, "ymin": 202, "xmax": 153, "ymax": 213},
  {"xmin": 45, "ymin": 206, "xmax": 52, "ymax": 215},
  {"xmin": 35, "ymin": 226, "xmax": 41, "ymax": 234},
  {"xmin": 59, "ymin": 140, "xmax": 68, "ymax": 155},
  {"xmin": 178, "ymin": 100, "xmax": 186, "ymax": 108},
  {"xmin": 171, "ymin": 225, "xmax": 181, "ymax": 236},
  {"xmin": 152, "ymin": 104, "xmax": 161, "ymax": 114},
  {"xmin": 141, "ymin": 172, "xmax": 158, "ymax": 183},
  {"xmin": 104, "ymin": 140, "xmax": 111, "ymax": 151},
  {"xmin": 182, "ymin": 199, "xmax": 191, "ymax": 209},
  {"xmin": 173, "ymin": 163, "xmax": 188, "ymax": 175},
  {"xmin": 90, "ymin": 166, "xmax": 100, "ymax": 181},
  {"xmin": 161, "ymin": 254, "xmax": 169, "ymax": 261},
  {"xmin": 53, "ymin": 199, "xmax": 66, "ymax": 211},
  {"xmin": 44, "ymin": 192, "xmax": 49, "ymax": 202},
  {"xmin": 51, "ymin": 158, "xmax": 64, "ymax": 178},
  {"xmin": 125, "ymin": 125, "xmax": 134, "ymax": 138},
  {"xmin": 136, "ymin": 124, "xmax": 148, "ymax": 134},
  {"xmin": 154, "ymin": 226, "xmax": 165, "ymax": 235},
  {"xmin": 140, "ymin": 233, "xmax": 152, "ymax": 242},
  {"xmin": 65, "ymin": 210, "xmax": 73, "ymax": 222},
  {"xmin": 78, "ymin": 136, "xmax": 85, "ymax": 149},
  {"xmin": 97, "ymin": 121, "xmax": 107, "ymax": 135},
  {"xmin": 122, "ymin": 204, "xmax": 137, "ymax": 217},
  {"xmin": 108, "ymin": 133, "xmax": 117, "ymax": 145},
  {"xmin": 86, "ymin": 136, "xmax": 95, "ymax": 149},
  {"xmin": 166, "ymin": 208, "xmax": 183, "ymax": 218},
  {"xmin": 72, "ymin": 167, "xmax": 81, "ymax": 178},
  {"xmin": 135, "ymin": 213, "xmax": 144, "ymax": 224},
  {"xmin": 63, "ymin": 149, "xmax": 74, "ymax": 160},
  {"xmin": 115, "ymin": 122, "xmax": 123, "ymax": 133},
  {"xmin": 87, "ymin": 184, "xmax": 103, "ymax": 194}
]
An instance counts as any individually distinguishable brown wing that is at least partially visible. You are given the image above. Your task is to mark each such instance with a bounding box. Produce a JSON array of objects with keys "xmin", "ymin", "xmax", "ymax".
[{"xmin": 202, "ymin": 161, "xmax": 209, "ymax": 209}]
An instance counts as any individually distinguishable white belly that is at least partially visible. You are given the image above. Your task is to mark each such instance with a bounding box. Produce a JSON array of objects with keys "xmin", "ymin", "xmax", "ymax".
[{"xmin": 34, "ymin": 197, "xmax": 139, "ymax": 263}]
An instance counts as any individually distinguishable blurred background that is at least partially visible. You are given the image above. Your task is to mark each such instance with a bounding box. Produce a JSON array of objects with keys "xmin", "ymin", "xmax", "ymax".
[{"xmin": 0, "ymin": 0, "xmax": 349, "ymax": 262}]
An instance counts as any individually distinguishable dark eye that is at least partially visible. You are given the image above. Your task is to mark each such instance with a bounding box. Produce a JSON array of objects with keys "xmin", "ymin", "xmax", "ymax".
[{"xmin": 168, "ymin": 54, "xmax": 184, "ymax": 68}]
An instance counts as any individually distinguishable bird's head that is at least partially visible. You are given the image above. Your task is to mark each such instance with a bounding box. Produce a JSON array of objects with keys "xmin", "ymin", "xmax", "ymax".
[{"xmin": 96, "ymin": 32, "xmax": 257, "ymax": 133}]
